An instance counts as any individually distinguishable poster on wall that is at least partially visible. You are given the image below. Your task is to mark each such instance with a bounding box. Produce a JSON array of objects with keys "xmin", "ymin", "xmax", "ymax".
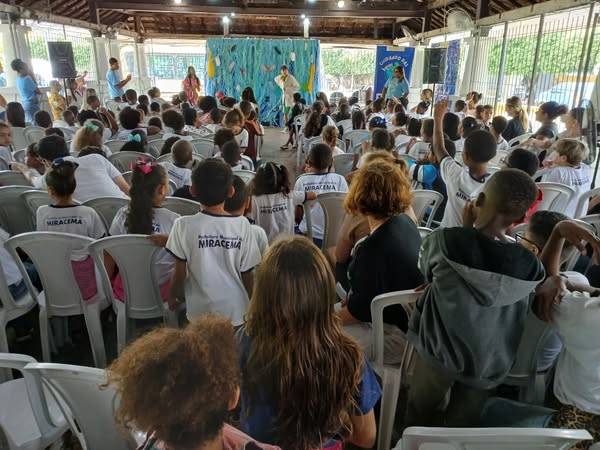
[{"xmin": 373, "ymin": 46, "xmax": 415, "ymax": 98}]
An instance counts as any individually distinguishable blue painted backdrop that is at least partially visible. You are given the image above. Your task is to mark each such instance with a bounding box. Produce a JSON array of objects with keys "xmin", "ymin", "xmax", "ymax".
[
  {"xmin": 205, "ymin": 38, "xmax": 323, "ymax": 127},
  {"xmin": 373, "ymin": 46, "xmax": 416, "ymax": 98}
]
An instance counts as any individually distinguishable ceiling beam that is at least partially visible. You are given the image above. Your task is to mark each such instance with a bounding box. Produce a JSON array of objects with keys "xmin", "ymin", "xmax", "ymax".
[
  {"xmin": 426, "ymin": 0, "xmax": 462, "ymax": 9},
  {"xmin": 97, "ymin": 2, "xmax": 424, "ymax": 19},
  {"xmin": 476, "ymin": 0, "xmax": 490, "ymax": 19}
]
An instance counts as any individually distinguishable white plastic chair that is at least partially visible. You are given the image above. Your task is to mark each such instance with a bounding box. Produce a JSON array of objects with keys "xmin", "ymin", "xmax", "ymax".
[
  {"xmin": 371, "ymin": 290, "xmax": 421, "ymax": 450},
  {"xmin": 5, "ymin": 232, "xmax": 109, "ymax": 367},
  {"xmin": 574, "ymin": 187, "xmax": 600, "ymax": 217},
  {"xmin": 412, "ymin": 190, "xmax": 444, "ymax": 228},
  {"xmin": 508, "ymin": 132, "xmax": 533, "ymax": 148},
  {"xmin": 148, "ymin": 139, "xmax": 166, "ymax": 157},
  {"xmin": 489, "ymin": 150, "xmax": 508, "ymax": 167},
  {"xmin": 317, "ymin": 192, "xmax": 346, "ymax": 250},
  {"xmin": 82, "ymin": 197, "xmax": 129, "ymax": 231},
  {"xmin": 241, "ymin": 155, "xmax": 254, "ymax": 171},
  {"xmin": 0, "ymin": 186, "xmax": 36, "ymax": 235},
  {"xmin": 400, "ymin": 426, "xmax": 591, "ymax": 450},
  {"xmin": 89, "ymin": 235, "xmax": 179, "ymax": 352},
  {"xmin": 11, "ymin": 128, "xmax": 28, "ymax": 152},
  {"xmin": 503, "ymin": 312, "xmax": 553, "ymax": 404},
  {"xmin": 190, "ymin": 139, "xmax": 216, "ymax": 158},
  {"xmin": 156, "ymin": 153, "xmax": 205, "ymax": 164},
  {"xmin": 121, "ymin": 171, "xmax": 133, "ymax": 187},
  {"xmin": 104, "ymin": 140, "xmax": 128, "ymax": 154},
  {"xmin": 336, "ymin": 119, "xmax": 353, "ymax": 135},
  {"xmin": 0, "ymin": 171, "xmax": 32, "ymax": 187},
  {"xmin": 162, "ymin": 197, "xmax": 200, "ymax": 216},
  {"xmin": 109, "ymin": 152, "xmax": 155, "ymax": 173},
  {"xmin": 0, "ymin": 354, "xmax": 68, "ymax": 450},
  {"xmin": 23, "ymin": 362, "xmax": 139, "ymax": 450},
  {"xmin": 233, "ymin": 169, "xmax": 255, "ymax": 184},
  {"xmin": 333, "ymin": 154, "xmax": 355, "ymax": 177},
  {"xmin": 12, "ymin": 150, "xmax": 26, "ymax": 164},
  {"xmin": 417, "ymin": 227, "xmax": 433, "ymax": 239},
  {"xmin": 536, "ymin": 182, "xmax": 576, "ymax": 213},
  {"xmin": 20, "ymin": 190, "xmax": 52, "ymax": 227},
  {"xmin": 0, "ymin": 261, "xmax": 37, "ymax": 380},
  {"xmin": 57, "ymin": 128, "xmax": 76, "ymax": 140},
  {"xmin": 23, "ymin": 127, "xmax": 46, "ymax": 146},
  {"xmin": 344, "ymin": 129, "xmax": 371, "ymax": 150}
]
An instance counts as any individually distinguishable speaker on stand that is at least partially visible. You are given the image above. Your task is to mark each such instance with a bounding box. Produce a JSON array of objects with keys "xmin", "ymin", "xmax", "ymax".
[
  {"xmin": 423, "ymin": 48, "xmax": 448, "ymax": 112},
  {"xmin": 47, "ymin": 42, "xmax": 78, "ymax": 106}
]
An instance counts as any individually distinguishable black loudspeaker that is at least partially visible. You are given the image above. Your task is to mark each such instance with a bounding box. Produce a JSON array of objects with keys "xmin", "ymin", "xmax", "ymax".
[
  {"xmin": 423, "ymin": 48, "xmax": 447, "ymax": 85},
  {"xmin": 47, "ymin": 42, "xmax": 77, "ymax": 79}
]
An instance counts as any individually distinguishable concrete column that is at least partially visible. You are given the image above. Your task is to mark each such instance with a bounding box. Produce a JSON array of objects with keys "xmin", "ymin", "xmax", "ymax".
[
  {"xmin": 92, "ymin": 36, "xmax": 109, "ymax": 101},
  {"xmin": 134, "ymin": 42, "xmax": 152, "ymax": 94}
]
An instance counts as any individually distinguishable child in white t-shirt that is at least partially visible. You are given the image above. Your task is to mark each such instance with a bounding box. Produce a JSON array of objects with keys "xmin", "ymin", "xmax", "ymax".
[
  {"xmin": 223, "ymin": 109, "xmax": 249, "ymax": 154},
  {"xmin": 322, "ymin": 125, "xmax": 344, "ymax": 156},
  {"xmin": 0, "ymin": 122, "xmax": 14, "ymax": 162},
  {"xmin": 249, "ymin": 161, "xmax": 316, "ymax": 244},
  {"xmin": 295, "ymin": 144, "xmax": 349, "ymax": 247},
  {"xmin": 221, "ymin": 140, "xmax": 244, "ymax": 171},
  {"xmin": 406, "ymin": 118, "xmax": 433, "ymax": 160},
  {"xmin": 160, "ymin": 139, "xmax": 193, "ymax": 189},
  {"xmin": 109, "ymin": 161, "xmax": 179, "ymax": 302},
  {"xmin": 541, "ymin": 138, "xmax": 591, "ymax": 218},
  {"xmin": 166, "ymin": 159, "xmax": 261, "ymax": 325},
  {"xmin": 225, "ymin": 175, "xmax": 268, "ymax": 257},
  {"xmin": 432, "ymin": 99, "xmax": 497, "ymax": 228},
  {"xmin": 37, "ymin": 159, "xmax": 107, "ymax": 300},
  {"xmin": 491, "ymin": 116, "xmax": 510, "ymax": 153}
]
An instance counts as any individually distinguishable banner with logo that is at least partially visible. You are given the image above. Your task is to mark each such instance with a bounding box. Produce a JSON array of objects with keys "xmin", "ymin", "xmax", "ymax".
[{"xmin": 373, "ymin": 46, "xmax": 416, "ymax": 99}]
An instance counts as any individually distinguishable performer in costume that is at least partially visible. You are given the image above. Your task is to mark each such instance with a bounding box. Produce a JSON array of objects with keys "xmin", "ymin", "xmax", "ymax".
[
  {"xmin": 182, "ymin": 66, "xmax": 201, "ymax": 106},
  {"xmin": 274, "ymin": 65, "xmax": 300, "ymax": 129}
]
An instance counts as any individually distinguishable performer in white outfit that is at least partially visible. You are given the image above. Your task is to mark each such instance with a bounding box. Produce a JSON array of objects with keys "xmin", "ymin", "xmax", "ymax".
[{"xmin": 274, "ymin": 65, "xmax": 300, "ymax": 129}]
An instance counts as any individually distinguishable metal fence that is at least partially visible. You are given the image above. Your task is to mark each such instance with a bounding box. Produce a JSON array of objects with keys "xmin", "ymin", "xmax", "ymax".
[{"xmin": 24, "ymin": 21, "xmax": 98, "ymax": 86}]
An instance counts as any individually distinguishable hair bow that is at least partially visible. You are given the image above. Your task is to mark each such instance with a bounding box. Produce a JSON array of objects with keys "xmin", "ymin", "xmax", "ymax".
[
  {"xmin": 372, "ymin": 116, "xmax": 386, "ymax": 126},
  {"xmin": 128, "ymin": 133, "xmax": 142, "ymax": 143},
  {"xmin": 52, "ymin": 157, "xmax": 65, "ymax": 167},
  {"xmin": 84, "ymin": 121, "xmax": 99, "ymax": 132},
  {"xmin": 131, "ymin": 157, "xmax": 157, "ymax": 174}
]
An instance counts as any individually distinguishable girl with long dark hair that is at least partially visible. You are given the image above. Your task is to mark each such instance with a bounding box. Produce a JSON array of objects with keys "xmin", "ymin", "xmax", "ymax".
[{"xmin": 182, "ymin": 66, "xmax": 201, "ymax": 106}]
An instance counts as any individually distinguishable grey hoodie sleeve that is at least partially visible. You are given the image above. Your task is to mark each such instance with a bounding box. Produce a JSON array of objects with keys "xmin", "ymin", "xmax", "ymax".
[{"xmin": 419, "ymin": 230, "xmax": 443, "ymax": 283}]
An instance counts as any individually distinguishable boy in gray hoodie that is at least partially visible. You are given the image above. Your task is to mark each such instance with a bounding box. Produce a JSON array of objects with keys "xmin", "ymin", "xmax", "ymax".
[{"xmin": 406, "ymin": 103, "xmax": 546, "ymax": 427}]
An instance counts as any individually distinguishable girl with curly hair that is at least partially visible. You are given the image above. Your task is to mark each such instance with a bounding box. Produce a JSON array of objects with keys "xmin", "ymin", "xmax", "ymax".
[{"xmin": 107, "ymin": 314, "xmax": 278, "ymax": 450}]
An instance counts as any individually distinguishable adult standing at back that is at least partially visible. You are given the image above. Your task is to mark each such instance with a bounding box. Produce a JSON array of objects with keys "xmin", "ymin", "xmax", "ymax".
[
  {"xmin": 10, "ymin": 58, "xmax": 41, "ymax": 123},
  {"xmin": 106, "ymin": 57, "xmax": 131, "ymax": 101},
  {"xmin": 182, "ymin": 66, "xmax": 201, "ymax": 107},
  {"xmin": 274, "ymin": 65, "xmax": 300, "ymax": 129},
  {"xmin": 381, "ymin": 65, "xmax": 410, "ymax": 103}
]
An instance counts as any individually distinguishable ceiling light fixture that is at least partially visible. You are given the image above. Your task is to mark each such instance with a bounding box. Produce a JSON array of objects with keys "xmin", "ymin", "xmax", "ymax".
[
  {"xmin": 337, "ymin": 0, "xmax": 345, "ymax": 7},
  {"xmin": 230, "ymin": 12, "xmax": 235, "ymax": 17},
  {"xmin": 174, "ymin": 0, "xmax": 182, "ymax": 4},
  {"xmin": 301, "ymin": 14, "xmax": 306, "ymax": 19}
]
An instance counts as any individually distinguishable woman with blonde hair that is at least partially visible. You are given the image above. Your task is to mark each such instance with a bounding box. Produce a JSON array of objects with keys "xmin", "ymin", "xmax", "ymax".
[
  {"xmin": 322, "ymin": 125, "xmax": 344, "ymax": 156},
  {"xmin": 337, "ymin": 158, "xmax": 424, "ymax": 363},
  {"xmin": 504, "ymin": 96, "xmax": 529, "ymax": 142},
  {"xmin": 72, "ymin": 119, "xmax": 111, "ymax": 156},
  {"xmin": 106, "ymin": 314, "xmax": 277, "ymax": 450},
  {"xmin": 239, "ymin": 237, "xmax": 380, "ymax": 450},
  {"xmin": 48, "ymin": 80, "xmax": 66, "ymax": 121}
]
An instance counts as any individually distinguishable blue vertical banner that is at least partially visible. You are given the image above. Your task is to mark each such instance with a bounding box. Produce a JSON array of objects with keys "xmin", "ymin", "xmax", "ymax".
[
  {"xmin": 374, "ymin": 46, "xmax": 416, "ymax": 98},
  {"xmin": 435, "ymin": 40, "xmax": 461, "ymax": 99}
]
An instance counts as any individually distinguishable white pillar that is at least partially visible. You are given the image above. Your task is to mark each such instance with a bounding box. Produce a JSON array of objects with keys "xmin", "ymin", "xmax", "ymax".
[
  {"xmin": 134, "ymin": 42, "xmax": 151, "ymax": 94},
  {"xmin": 92, "ymin": 36, "xmax": 110, "ymax": 101}
]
